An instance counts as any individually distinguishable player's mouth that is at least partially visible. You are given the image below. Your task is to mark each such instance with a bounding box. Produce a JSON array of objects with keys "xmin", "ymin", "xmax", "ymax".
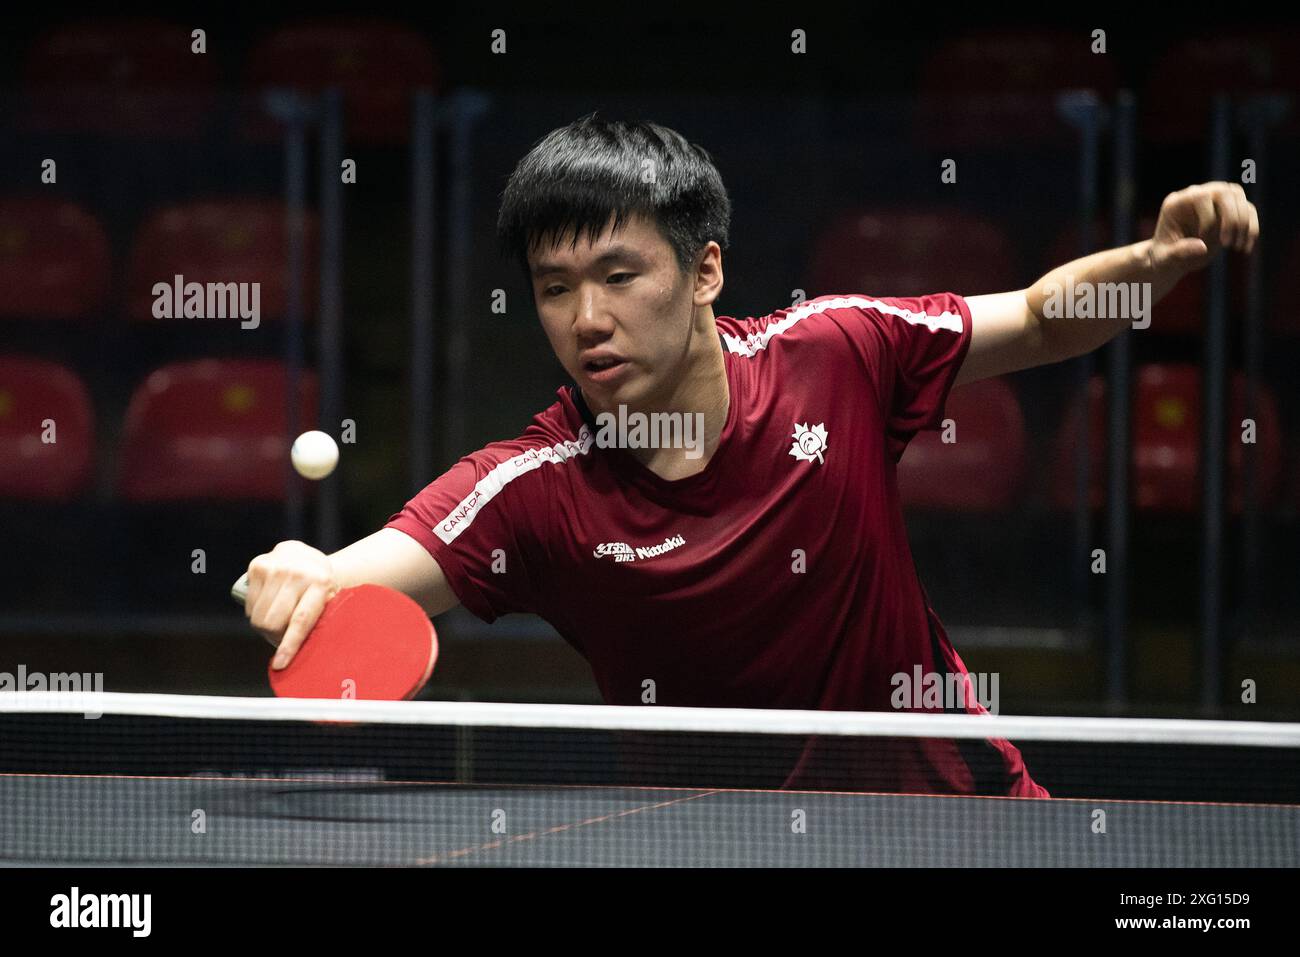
[{"xmin": 581, "ymin": 353, "xmax": 631, "ymax": 385}]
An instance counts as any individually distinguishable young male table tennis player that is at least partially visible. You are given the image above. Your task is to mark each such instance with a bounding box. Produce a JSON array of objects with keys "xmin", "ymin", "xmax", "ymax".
[{"xmin": 240, "ymin": 115, "xmax": 1257, "ymax": 796}]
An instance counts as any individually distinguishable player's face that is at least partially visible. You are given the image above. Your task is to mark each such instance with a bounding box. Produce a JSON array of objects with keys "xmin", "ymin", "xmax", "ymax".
[{"xmin": 530, "ymin": 214, "xmax": 697, "ymax": 412}]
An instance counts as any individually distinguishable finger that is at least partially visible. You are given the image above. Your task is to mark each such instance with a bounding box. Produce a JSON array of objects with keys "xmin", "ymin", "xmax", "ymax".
[
  {"xmin": 255, "ymin": 576, "xmax": 303, "ymax": 638},
  {"xmin": 243, "ymin": 558, "xmax": 269, "ymax": 617},
  {"xmin": 1199, "ymin": 198, "xmax": 1220, "ymax": 248},
  {"xmin": 1231, "ymin": 190, "xmax": 1251, "ymax": 249},
  {"xmin": 271, "ymin": 584, "xmax": 330, "ymax": 670},
  {"xmin": 1222, "ymin": 190, "xmax": 1244, "ymax": 249},
  {"xmin": 246, "ymin": 568, "xmax": 277, "ymax": 630},
  {"xmin": 1246, "ymin": 201, "xmax": 1260, "ymax": 254},
  {"xmin": 1211, "ymin": 189, "xmax": 1236, "ymax": 247},
  {"xmin": 1222, "ymin": 186, "xmax": 1246, "ymax": 249}
]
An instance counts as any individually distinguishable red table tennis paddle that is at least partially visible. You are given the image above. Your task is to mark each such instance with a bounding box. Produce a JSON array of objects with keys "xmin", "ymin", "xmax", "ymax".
[{"xmin": 231, "ymin": 574, "xmax": 437, "ymax": 700}]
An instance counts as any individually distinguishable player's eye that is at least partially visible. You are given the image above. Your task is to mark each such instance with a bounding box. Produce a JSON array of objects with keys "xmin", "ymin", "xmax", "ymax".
[{"xmin": 542, "ymin": 275, "xmax": 631, "ymax": 297}]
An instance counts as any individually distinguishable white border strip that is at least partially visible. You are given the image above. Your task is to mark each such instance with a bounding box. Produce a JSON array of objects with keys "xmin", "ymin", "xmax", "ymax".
[
  {"xmin": 433, "ymin": 425, "xmax": 593, "ymax": 544},
  {"xmin": 3, "ymin": 692, "xmax": 1300, "ymax": 748},
  {"xmin": 722, "ymin": 295, "xmax": 963, "ymax": 358}
]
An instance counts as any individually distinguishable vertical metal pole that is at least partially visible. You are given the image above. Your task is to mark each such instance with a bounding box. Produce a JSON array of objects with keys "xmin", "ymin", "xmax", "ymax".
[
  {"xmin": 317, "ymin": 89, "xmax": 345, "ymax": 551},
  {"xmin": 1057, "ymin": 92, "xmax": 1103, "ymax": 640},
  {"xmin": 1105, "ymin": 91, "xmax": 1137, "ymax": 708},
  {"xmin": 1200, "ymin": 95, "xmax": 1232, "ymax": 711},
  {"xmin": 443, "ymin": 92, "xmax": 490, "ymax": 468},
  {"xmin": 1236, "ymin": 95, "xmax": 1285, "ymax": 643},
  {"xmin": 444, "ymin": 99, "xmax": 471, "ymax": 467},
  {"xmin": 283, "ymin": 93, "xmax": 308, "ymax": 543},
  {"xmin": 410, "ymin": 92, "xmax": 437, "ymax": 491}
]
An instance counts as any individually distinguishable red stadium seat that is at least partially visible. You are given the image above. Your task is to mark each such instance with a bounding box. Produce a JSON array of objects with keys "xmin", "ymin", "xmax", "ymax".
[
  {"xmin": 124, "ymin": 200, "xmax": 319, "ymax": 323},
  {"xmin": 0, "ymin": 356, "xmax": 94, "ymax": 499},
  {"xmin": 898, "ymin": 377, "xmax": 1027, "ymax": 511},
  {"xmin": 1043, "ymin": 216, "xmax": 1251, "ymax": 338},
  {"xmin": 21, "ymin": 17, "xmax": 219, "ymax": 138},
  {"xmin": 1051, "ymin": 364, "xmax": 1283, "ymax": 512},
  {"xmin": 0, "ymin": 198, "xmax": 111, "ymax": 320},
  {"xmin": 1143, "ymin": 34, "xmax": 1300, "ymax": 144},
  {"xmin": 118, "ymin": 359, "xmax": 319, "ymax": 501},
  {"xmin": 809, "ymin": 209, "xmax": 1019, "ymax": 298},
  {"xmin": 243, "ymin": 18, "xmax": 440, "ymax": 144},
  {"xmin": 914, "ymin": 29, "xmax": 1119, "ymax": 147}
]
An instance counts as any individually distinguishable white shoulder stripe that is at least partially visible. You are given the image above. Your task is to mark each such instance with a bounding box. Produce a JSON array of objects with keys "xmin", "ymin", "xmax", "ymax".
[
  {"xmin": 433, "ymin": 424, "xmax": 594, "ymax": 544},
  {"xmin": 721, "ymin": 295, "xmax": 963, "ymax": 358}
]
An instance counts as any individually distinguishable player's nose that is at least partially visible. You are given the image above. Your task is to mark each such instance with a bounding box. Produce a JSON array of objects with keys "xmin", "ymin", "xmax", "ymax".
[{"xmin": 571, "ymin": 287, "xmax": 616, "ymax": 335}]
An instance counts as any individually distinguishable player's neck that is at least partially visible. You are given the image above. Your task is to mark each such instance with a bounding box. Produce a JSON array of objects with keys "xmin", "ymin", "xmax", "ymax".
[{"xmin": 621, "ymin": 315, "xmax": 730, "ymax": 481}]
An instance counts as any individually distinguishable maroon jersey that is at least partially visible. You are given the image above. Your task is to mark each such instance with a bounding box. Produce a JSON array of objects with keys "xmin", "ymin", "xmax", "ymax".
[{"xmin": 388, "ymin": 292, "xmax": 1048, "ymax": 797}]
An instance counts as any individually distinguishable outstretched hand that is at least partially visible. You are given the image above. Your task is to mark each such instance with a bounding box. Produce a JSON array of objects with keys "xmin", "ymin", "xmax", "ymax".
[{"xmin": 1148, "ymin": 181, "xmax": 1259, "ymax": 278}]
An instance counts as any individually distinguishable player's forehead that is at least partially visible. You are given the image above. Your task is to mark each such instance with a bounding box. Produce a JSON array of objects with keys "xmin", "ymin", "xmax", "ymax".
[{"xmin": 527, "ymin": 213, "xmax": 666, "ymax": 278}]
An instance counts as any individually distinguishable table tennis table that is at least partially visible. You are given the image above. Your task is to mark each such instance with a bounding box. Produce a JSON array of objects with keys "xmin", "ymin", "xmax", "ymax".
[{"xmin": 3, "ymin": 773, "xmax": 1296, "ymax": 866}]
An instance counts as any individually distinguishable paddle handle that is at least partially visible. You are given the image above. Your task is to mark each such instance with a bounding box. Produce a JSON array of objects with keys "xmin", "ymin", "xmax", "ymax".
[{"xmin": 231, "ymin": 573, "xmax": 250, "ymax": 605}]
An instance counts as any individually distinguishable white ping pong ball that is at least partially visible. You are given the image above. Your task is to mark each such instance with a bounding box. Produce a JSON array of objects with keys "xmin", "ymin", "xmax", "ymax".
[{"xmin": 291, "ymin": 430, "xmax": 339, "ymax": 480}]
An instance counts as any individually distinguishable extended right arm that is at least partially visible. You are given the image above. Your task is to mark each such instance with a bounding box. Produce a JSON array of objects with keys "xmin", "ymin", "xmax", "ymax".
[{"xmin": 242, "ymin": 528, "xmax": 459, "ymax": 668}]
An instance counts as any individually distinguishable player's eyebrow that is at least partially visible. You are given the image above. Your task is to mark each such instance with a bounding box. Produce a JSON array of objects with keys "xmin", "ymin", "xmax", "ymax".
[{"xmin": 530, "ymin": 245, "xmax": 648, "ymax": 279}]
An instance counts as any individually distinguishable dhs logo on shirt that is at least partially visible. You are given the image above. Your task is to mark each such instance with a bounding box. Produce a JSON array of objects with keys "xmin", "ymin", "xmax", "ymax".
[
  {"xmin": 594, "ymin": 536, "xmax": 687, "ymax": 564},
  {"xmin": 594, "ymin": 542, "xmax": 636, "ymax": 563}
]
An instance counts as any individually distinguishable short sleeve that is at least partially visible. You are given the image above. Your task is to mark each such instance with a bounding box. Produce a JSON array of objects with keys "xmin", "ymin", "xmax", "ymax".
[
  {"xmin": 825, "ymin": 293, "xmax": 973, "ymax": 461},
  {"xmin": 385, "ymin": 437, "xmax": 561, "ymax": 623}
]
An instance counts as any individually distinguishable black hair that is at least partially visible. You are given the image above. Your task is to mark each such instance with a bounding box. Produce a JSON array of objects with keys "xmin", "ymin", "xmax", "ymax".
[{"xmin": 497, "ymin": 113, "xmax": 732, "ymax": 289}]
